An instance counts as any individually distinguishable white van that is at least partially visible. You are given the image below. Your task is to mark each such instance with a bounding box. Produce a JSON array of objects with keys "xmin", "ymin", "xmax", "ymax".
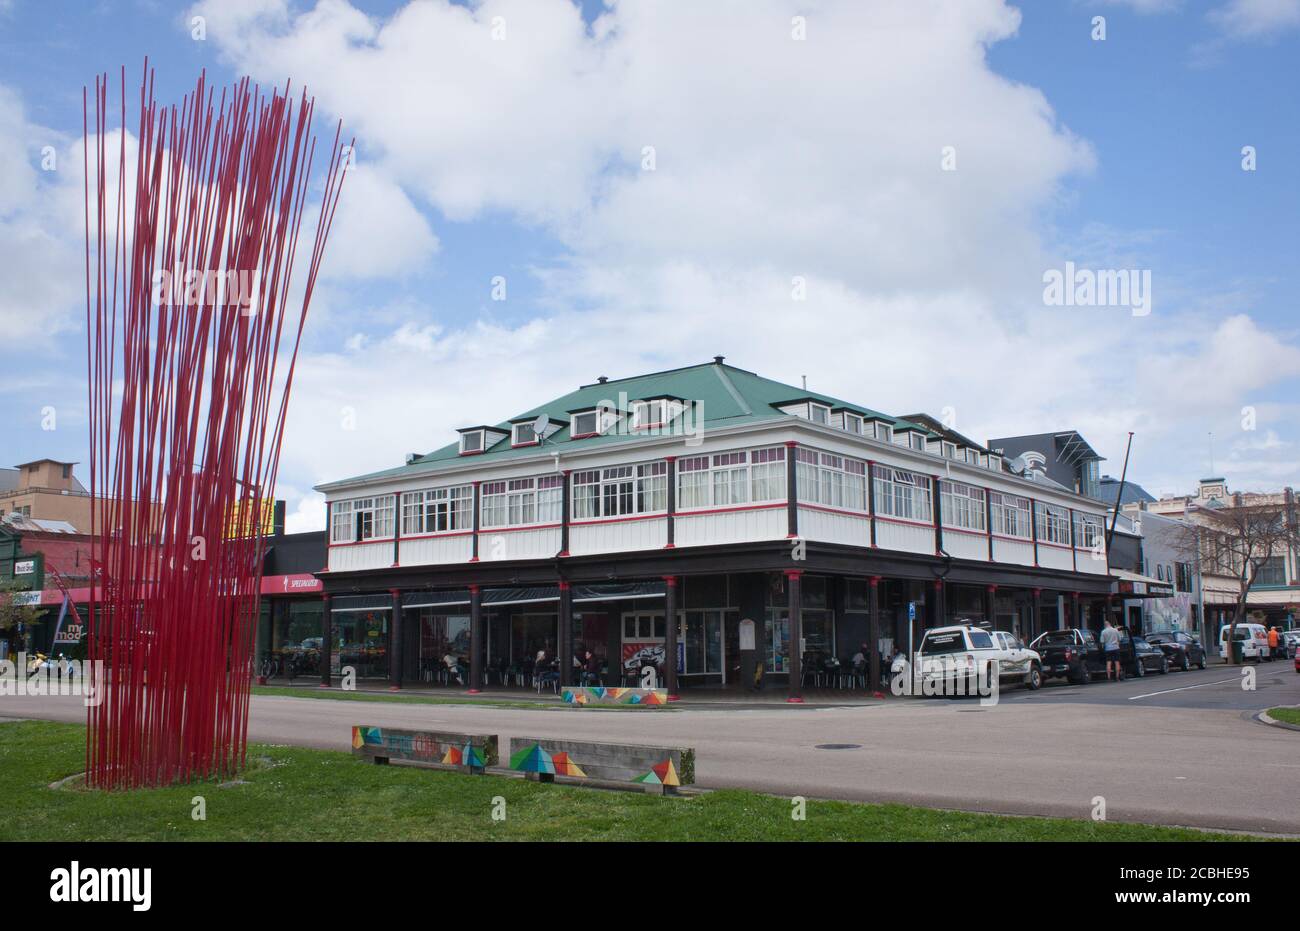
[{"xmin": 1218, "ymin": 622, "xmax": 1269, "ymax": 661}]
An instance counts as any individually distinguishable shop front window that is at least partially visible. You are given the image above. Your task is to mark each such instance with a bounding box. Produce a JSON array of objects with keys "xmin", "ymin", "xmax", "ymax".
[
  {"xmin": 332, "ymin": 610, "xmax": 389, "ymax": 678},
  {"xmin": 416, "ymin": 611, "xmax": 471, "ymax": 680},
  {"xmin": 512, "ymin": 613, "xmax": 557, "ymax": 664}
]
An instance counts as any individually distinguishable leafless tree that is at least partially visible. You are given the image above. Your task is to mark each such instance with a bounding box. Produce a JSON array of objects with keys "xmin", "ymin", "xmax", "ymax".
[{"xmin": 1171, "ymin": 500, "xmax": 1299, "ymax": 663}]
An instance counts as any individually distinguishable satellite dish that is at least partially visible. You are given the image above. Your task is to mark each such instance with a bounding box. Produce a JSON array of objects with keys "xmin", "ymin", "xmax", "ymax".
[{"xmin": 531, "ymin": 414, "xmax": 550, "ymax": 441}]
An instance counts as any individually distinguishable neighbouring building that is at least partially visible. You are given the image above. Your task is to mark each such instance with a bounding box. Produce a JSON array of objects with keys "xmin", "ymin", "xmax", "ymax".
[
  {"xmin": 314, "ymin": 358, "xmax": 1115, "ymax": 697},
  {"xmin": 986, "ymin": 431, "xmax": 1105, "ymax": 501},
  {"xmin": 0, "ymin": 460, "xmax": 93, "ymax": 531},
  {"xmin": 1126, "ymin": 478, "xmax": 1299, "ymax": 633}
]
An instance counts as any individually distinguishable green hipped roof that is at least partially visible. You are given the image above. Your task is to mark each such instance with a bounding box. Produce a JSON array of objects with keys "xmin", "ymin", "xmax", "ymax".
[{"xmin": 317, "ymin": 360, "xmax": 934, "ymax": 490}]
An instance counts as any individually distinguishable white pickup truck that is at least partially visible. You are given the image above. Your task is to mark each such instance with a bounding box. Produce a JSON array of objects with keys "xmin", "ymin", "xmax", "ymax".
[{"xmin": 914, "ymin": 624, "xmax": 1043, "ymax": 695}]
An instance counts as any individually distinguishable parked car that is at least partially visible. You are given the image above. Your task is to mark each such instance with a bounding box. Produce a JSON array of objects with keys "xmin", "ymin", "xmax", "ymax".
[
  {"xmin": 1030, "ymin": 628, "xmax": 1102, "ymax": 684},
  {"xmin": 1144, "ymin": 629, "xmax": 1208, "ymax": 671},
  {"xmin": 1218, "ymin": 623, "xmax": 1270, "ymax": 662},
  {"xmin": 1295, "ymin": 647, "xmax": 1300, "ymax": 674},
  {"xmin": 916, "ymin": 624, "xmax": 1042, "ymax": 695},
  {"xmin": 1282, "ymin": 630, "xmax": 1300, "ymax": 659},
  {"xmin": 1129, "ymin": 635, "xmax": 1170, "ymax": 676}
]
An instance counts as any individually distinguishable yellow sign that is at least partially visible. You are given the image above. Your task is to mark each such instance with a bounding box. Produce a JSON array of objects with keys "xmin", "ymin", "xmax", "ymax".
[{"xmin": 225, "ymin": 499, "xmax": 276, "ymax": 539}]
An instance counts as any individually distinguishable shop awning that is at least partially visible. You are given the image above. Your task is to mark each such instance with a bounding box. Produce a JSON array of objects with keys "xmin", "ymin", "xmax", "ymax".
[
  {"xmin": 1111, "ymin": 569, "xmax": 1175, "ymax": 599},
  {"xmin": 332, "ymin": 593, "xmax": 393, "ymax": 613},
  {"xmin": 390, "ymin": 581, "xmax": 669, "ymax": 611}
]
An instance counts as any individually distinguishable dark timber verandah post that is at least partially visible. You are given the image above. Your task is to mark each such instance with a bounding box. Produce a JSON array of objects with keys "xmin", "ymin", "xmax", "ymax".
[
  {"xmin": 558, "ymin": 581, "xmax": 573, "ymax": 687},
  {"xmin": 319, "ymin": 593, "xmax": 333, "ymax": 687},
  {"xmin": 786, "ymin": 569, "xmax": 803, "ymax": 703},
  {"xmin": 468, "ymin": 584, "xmax": 483, "ymax": 693},
  {"xmin": 785, "ymin": 442, "xmax": 799, "ymax": 539},
  {"xmin": 984, "ymin": 585, "xmax": 996, "ymax": 631},
  {"xmin": 664, "ymin": 457, "xmax": 677, "ymax": 549},
  {"xmin": 388, "ymin": 588, "xmax": 403, "ymax": 690},
  {"xmin": 1031, "ymin": 588, "xmax": 1043, "ymax": 641},
  {"xmin": 868, "ymin": 575, "xmax": 882, "ymax": 693},
  {"xmin": 664, "ymin": 575, "xmax": 680, "ymax": 700}
]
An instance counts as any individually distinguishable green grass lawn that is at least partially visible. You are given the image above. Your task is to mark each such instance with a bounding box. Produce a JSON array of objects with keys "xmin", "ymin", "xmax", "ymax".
[
  {"xmin": 0, "ymin": 720, "xmax": 1263, "ymax": 842},
  {"xmin": 1268, "ymin": 707, "xmax": 1300, "ymax": 726},
  {"xmin": 252, "ymin": 685, "xmax": 660, "ymax": 711}
]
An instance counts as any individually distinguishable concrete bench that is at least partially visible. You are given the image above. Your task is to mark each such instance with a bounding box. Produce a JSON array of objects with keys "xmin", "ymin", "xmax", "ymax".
[
  {"xmin": 352, "ymin": 725, "xmax": 497, "ymax": 774},
  {"xmin": 507, "ymin": 736, "xmax": 694, "ymax": 795},
  {"xmin": 561, "ymin": 686, "xmax": 668, "ymax": 706}
]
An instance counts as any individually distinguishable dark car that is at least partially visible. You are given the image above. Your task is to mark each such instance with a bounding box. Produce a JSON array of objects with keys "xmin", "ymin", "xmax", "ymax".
[
  {"xmin": 1129, "ymin": 635, "xmax": 1170, "ymax": 677},
  {"xmin": 1030, "ymin": 628, "xmax": 1102, "ymax": 684},
  {"xmin": 1144, "ymin": 630, "xmax": 1207, "ymax": 671}
]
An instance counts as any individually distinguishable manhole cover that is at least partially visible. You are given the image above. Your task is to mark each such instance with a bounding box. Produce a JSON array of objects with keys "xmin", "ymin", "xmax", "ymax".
[{"xmin": 814, "ymin": 743, "xmax": 862, "ymax": 750}]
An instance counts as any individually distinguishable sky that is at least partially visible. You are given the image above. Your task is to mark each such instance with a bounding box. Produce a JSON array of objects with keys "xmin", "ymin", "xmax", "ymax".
[{"xmin": 0, "ymin": 0, "xmax": 1296, "ymax": 532}]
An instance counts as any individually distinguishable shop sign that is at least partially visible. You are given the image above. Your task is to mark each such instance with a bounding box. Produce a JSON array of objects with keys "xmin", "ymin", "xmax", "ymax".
[{"xmin": 14, "ymin": 559, "xmax": 36, "ymax": 575}]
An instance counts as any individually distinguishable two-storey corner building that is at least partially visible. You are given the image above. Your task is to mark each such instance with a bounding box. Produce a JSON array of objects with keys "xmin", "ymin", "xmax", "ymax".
[{"xmin": 313, "ymin": 358, "xmax": 1114, "ymax": 699}]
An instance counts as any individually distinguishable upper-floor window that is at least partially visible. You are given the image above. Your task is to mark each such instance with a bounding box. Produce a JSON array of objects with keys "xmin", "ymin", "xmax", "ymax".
[
  {"xmin": 677, "ymin": 446, "xmax": 786, "ymax": 511},
  {"xmin": 401, "ymin": 485, "xmax": 473, "ymax": 535},
  {"xmin": 330, "ymin": 495, "xmax": 395, "ymax": 543},
  {"xmin": 512, "ymin": 422, "xmax": 538, "ymax": 446},
  {"xmin": 571, "ymin": 410, "xmax": 600, "ymax": 438},
  {"xmin": 632, "ymin": 400, "xmax": 669, "ymax": 429},
  {"xmin": 942, "ymin": 442, "xmax": 958, "ymax": 459},
  {"xmin": 940, "ymin": 480, "xmax": 986, "ymax": 531},
  {"xmin": 965, "ymin": 448, "xmax": 981, "ymax": 465},
  {"xmin": 874, "ymin": 423, "xmax": 893, "ymax": 444},
  {"xmin": 1073, "ymin": 512, "xmax": 1104, "ymax": 552},
  {"xmin": 797, "ymin": 448, "xmax": 867, "ymax": 511},
  {"xmin": 810, "ymin": 403, "xmax": 831, "ymax": 425},
  {"xmin": 872, "ymin": 466, "xmax": 932, "ymax": 523},
  {"xmin": 841, "ymin": 412, "xmax": 863, "ymax": 435},
  {"xmin": 573, "ymin": 462, "xmax": 665, "ymax": 519},
  {"xmin": 480, "ymin": 475, "xmax": 564, "ymax": 529},
  {"xmin": 987, "ymin": 454, "xmax": 1002, "ymax": 472},
  {"xmin": 1035, "ymin": 502, "xmax": 1071, "ymax": 545},
  {"xmin": 1255, "ymin": 556, "xmax": 1286, "ymax": 587},
  {"xmin": 910, "ymin": 433, "xmax": 926, "ymax": 452},
  {"xmin": 460, "ymin": 430, "xmax": 485, "ymax": 455},
  {"xmin": 989, "ymin": 491, "xmax": 1031, "ymax": 539}
]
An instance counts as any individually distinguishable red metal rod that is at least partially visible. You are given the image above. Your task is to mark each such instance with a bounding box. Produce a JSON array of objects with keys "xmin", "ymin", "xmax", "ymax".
[{"xmin": 83, "ymin": 62, "xmax": 351, "ymax": 788}]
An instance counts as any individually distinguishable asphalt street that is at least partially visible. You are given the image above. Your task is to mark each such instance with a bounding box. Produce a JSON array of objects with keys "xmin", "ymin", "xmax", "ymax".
[{"xmin": 4, "ymin": 659, "xmax": 1298, "ymax": 835}]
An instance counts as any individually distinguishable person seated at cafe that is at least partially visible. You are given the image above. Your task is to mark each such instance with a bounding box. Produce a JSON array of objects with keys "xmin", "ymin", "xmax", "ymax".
[
  {"xmin": 443, "ymin": 652, "xmax": 465, "ymax": 686},
  {"xmin": 582, "ymin": 649, "xmax": 602, "ymax": 686}
]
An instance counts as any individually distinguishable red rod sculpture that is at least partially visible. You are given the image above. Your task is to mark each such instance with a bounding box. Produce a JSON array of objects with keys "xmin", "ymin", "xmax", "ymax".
[{"xmin": 83, "ymin": 62, "xmax": 350, "ymax": 788}]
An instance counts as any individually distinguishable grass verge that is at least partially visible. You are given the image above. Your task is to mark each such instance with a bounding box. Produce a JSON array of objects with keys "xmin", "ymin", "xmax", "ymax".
[
  {"xmin": 1267, "ymin": 706, "xmax": 1300, "ymax": 726},
  {"xmin": 0, "ymin": 720, "xmax": 1263, "ymax": 842}
]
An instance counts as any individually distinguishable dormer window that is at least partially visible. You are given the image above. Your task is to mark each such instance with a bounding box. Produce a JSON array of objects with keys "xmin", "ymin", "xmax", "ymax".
[
  {"xmin": 910, "ymin": 433, "xmax": 926, "ymax": 452},
  {"xmin": 633, "ymin": 399, "xmax": 667, "ymax": 430},
  {"xmin": 943, "ymin": 442, "xmax": 958, "ymax": 459},
  {"xmin": 512, "ymin": 422, "xmax": 538, "ymax": 446},
  {"xmin": 460, "ymin": 430, "xmax": 485, "ymax": 455},
  {"xmin": 965, "ymin": 448, "xmax": 980, "ymax": 465},
  {"xmin": 875, "ymin": 423, "xmax": 893, "ymax": 444},
  {"xmin": 988, "ymin": 454, "xmax": 1002, "ymax": 471},
  {"xmin": 841, "ymin": 412, "xmax": 863, "ymax": 435},
  {"xmin": 571, "ymin": 409, "xmax": 601, "ymax": 439},
  {"xmin": 810, "ymin": 403, "xmax": 831, "ymax": 425}
]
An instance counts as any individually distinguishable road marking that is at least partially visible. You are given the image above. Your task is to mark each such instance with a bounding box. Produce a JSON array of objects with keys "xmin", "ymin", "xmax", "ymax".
[{"xmin": 1128, "ymin": 678, "xmax": 1241, "ymax": 700}]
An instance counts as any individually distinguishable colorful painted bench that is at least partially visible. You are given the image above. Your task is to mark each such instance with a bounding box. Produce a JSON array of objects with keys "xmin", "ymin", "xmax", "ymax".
[
  {"xmin": 508, "ymin": 736, "xmax": 694, "ymax": 795},
  {"xmin": 352, "ymin": 725, "xmax": 497, "ymax": 774},
  {"xmin": 561, "ymin": 686, "xmax": 669, "ymax": 706}
]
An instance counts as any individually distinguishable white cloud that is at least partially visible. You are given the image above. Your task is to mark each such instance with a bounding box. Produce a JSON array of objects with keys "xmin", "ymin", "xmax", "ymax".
[
  {"xmin": 8, "ymin": 0, "xmax": 1278, "ymax": 529},
  {"xmin": 1209, "ymin": 0, "xmax": 1300, "ymax": 38}
]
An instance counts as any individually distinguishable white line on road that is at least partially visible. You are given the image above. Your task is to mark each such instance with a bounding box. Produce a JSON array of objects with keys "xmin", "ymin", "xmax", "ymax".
[{"xmin": 1128, "ymin": 678, "xmax": 1242, "ymax": 700}]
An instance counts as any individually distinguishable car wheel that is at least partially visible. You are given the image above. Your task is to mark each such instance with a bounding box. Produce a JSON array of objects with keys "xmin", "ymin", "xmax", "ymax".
[
  {"xmin": 1134, "ymin": 660, "xmax": 1145, "ymax": 678},
  {"xmin": 1026, "ymin": 664, "xmax": 1042, "ymax": 690},
  {"xmin": 1197, "ymin": 655, "xmax": 1207, "ymax": 669},
  {"xmin": 1159, "ymin": 658, "xmax": 1169, "ymax": 675},
  {"xmin": 1079, "ymin": 665, "xmax": 1092, "ymax": 685},
  {"xmin": 1179, "ymin": 653, "xmax": 1190, "ymax": 671}
]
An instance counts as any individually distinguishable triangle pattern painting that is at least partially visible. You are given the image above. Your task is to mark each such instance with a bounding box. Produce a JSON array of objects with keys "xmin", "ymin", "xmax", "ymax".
[{"xmin": 510, "ymin": 742, "xmax": 556, "ymax": 774}]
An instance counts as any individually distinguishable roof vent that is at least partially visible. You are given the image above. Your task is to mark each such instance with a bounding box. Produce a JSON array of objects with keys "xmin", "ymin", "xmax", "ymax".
[
  {"xmin": 405, "ymin": 453, "xmax": 421, "ymax": 465},
  {"xmin": 597, "ymin": 376, "xmax": 608, "ymax": 384},
  {"xmin": 713, "ymin": 355, "xmax": 725, "ymax": 364}
]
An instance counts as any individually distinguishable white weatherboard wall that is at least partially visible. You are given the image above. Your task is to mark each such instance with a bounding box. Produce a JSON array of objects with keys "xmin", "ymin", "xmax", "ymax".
[
  {"xmin": 1037, "ymin": 545, "xmax": 1075, "ymax": 572},
  {"xmin": 328, "ymin": 541, "xmax": 391, "ymax": 572},
  {"xmin": 674, "ymin": 505, "xmax": 787, "ymax": 548},
  {"xmin": 477, "ymin": 526, "xmax": 561, "ymax": 562},
  {"xmin": 798, "ymin": 507, "xmax": 869, "ymax": 548},
  {"xmin": 941, "ymin": 528, "xmax": 988, "ymax": 561},
  {"xmin": 992, "ymin": 537, "xmax": 1035, "ymax": 566},
  {"xmin": 399, "ymin": 534, "xmax": 473, "ymax": 567},
  {"xmin": 570, "ymin": 517, "xmax": 667, "ymax": 556},
  {"xmin": 874, "ymin": 518, "xmax": 934, "ymax": 555}
]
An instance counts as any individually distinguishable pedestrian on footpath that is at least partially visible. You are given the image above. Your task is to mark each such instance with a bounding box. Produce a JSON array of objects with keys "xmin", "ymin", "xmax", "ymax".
[{"xmin": 1101, "ymin": 619, "xmax": 1122, "ymax": 681}]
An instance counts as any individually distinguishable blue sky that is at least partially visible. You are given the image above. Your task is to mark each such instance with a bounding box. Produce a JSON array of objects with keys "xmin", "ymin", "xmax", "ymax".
[{"xmin": 1, "ymin": 0, "xmax": 1296, "ymax": 530}]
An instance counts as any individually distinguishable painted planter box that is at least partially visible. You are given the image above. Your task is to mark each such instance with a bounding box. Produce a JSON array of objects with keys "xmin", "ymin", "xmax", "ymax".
[
  {"xmin": 352, "ymin": 725, "xmax": 497, "ymax": 773},
  {"xmin": 561, "ymin": 686, "xmax": 668, "ymax": 706},
  {"xmin": 508, "ymin": 735, "xmax": 694, "ymax": 794}
]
